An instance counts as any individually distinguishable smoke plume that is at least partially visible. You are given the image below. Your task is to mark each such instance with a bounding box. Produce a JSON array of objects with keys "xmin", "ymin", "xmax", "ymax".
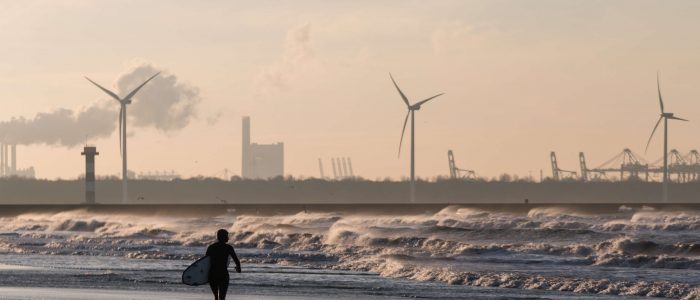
[
  {"xmin": 116, "ymin": 63, "xmax": 200, "ymax": 132},
  {"xmin": 0, "ymin": 63, "xmax": 200, "ymax": 147},
  {"xmin": 254, "ymin": 23, "xmax": 315, "ymax": 95},
  {"xmin": 0, "ymin": 105, "xmax": 117, "ymax": 147}
]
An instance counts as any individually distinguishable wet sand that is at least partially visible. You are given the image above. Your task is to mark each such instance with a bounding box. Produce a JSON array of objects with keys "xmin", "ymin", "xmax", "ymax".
[{"xmin": 0, "ymin": 287, "xmax": 393, "ymax": 300}]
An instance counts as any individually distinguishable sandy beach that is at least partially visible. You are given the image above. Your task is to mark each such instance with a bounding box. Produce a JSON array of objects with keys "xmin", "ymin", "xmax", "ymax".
[{"xmin": 0, "ymin": 287, "xmax": 408, "ymax": 300}]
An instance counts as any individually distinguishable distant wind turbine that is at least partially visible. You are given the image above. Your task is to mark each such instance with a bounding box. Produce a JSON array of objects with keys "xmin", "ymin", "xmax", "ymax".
[
  {"xmin": 390, "ymin": 73, "xmax": 444, "ymax": 202},
  {"xmin": 85, "ymin": 72, "xmax": 160, "ymax": 204},
  {"xmin": 645, "ymin": 72, "xmax": 688, "ymax": 202}
]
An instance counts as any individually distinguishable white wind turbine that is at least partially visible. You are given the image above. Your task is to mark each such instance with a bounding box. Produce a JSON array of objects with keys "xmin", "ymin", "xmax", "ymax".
[
  {"xmin": 85, "ymin": 72, "xmax": 160, "ymax": 204},
  {"xmin": 645, "ymin": 72, "xmax": 688, "ymax": 203},
  {"xmin": 390, "ymin": 73, "xmax": 444, "ymax": 202}
]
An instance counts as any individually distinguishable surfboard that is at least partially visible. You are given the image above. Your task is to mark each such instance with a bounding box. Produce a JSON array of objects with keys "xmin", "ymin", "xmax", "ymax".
[{"xmin": 182, "ymin": 256, "xmax": 210, "ymax": 286}]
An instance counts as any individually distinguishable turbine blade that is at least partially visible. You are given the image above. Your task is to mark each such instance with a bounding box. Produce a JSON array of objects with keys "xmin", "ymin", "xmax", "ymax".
[
  {"xmin": 657, "ymin": 72, "xmax": 664, "ymax": 113},
  {"xmin": 85, "ymin": 76, "xmax": 122, "ymax": 102},
  {"xmin": 645, "ymin": 116, "xmax": 663, "ymax": 153},
  {"xmin": 123, "ymin": 72, "xmax": 160, "ymax": 101},
  {"xmin": 119, "ymin": 107, "xmax": 123, "ymax": 158},
  {"xmin": 669, "ymin": 116, "xmax": 689, "ymax": 121},
  {"xmin": 390, "ymin": 73, "xmax": 410, "ymax": 107},
  {"xmin": 398, "ymin": 111, "xmax": 410, "ymax": 157},
  {"xmin": 412, "ymin": 93, "xmax": 444, "ymax": 108}
]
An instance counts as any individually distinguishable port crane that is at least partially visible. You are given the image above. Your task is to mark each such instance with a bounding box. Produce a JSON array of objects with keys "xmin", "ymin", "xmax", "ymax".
[
  {"xmin": 577, "ymin": 149, "xmax": 700, "ymax": 182},
  {"xmin": 550, "ymin": 152, "xmax": 577, "ymax": 181},
  {"xmin": 683, "ymin": 150, "xmax": 700, "ymax": 181},
  {"xmin": 649, "ymin": 149, "xmax": 700, "ymax": 182},
  {"xmin": 578, "ymin": 149, "xmax": 649, "ymax": 181},
  {"xmin": 448, "ymin": 150, "xmax": 477, "ymax": 180}
]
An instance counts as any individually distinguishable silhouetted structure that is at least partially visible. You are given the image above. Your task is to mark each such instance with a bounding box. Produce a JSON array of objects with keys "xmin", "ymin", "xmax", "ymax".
[
  {"xmin": 645, "ymin": 73, "xmax": 689, "ymax": 202},
  {"xmin": 331, "ymin": 158, "xmax": 338, "ymax": 179},
  {"xmin": 81, "ymin": 146, "xmax": 99, "ymax": 204},
  {"xmin": 241, "ymin": 117, "xmax": 284, "ymax": 179},
  {"xmin": 390, "ymin": 74, "xmax": 444, "ymax": 202},
  {"xmin": 0, "ymin": 143, "xmax": 5, "ymax": 177},
  {"xmin": 347, "ymin": 157, "xmax": 355, "ymax": 177},
  {"xmin": 318, "ymin": 158, "xmax": 325, "ymax": 179},
  {"xmin": 85, "ymin": 72, "xmax": 160, "ymax": 204},
  {"xmin": 579, "ymin": 149, "xmax": 649, "ymax": 182},
  {"xmin": 448, "ymin": 150, "xmax": 476, "ymax": 179},
  {"xmin": 550, "ymin": 151, "xmax": 577, "ymax": 181},
  {"xmin": 0, "ymin": 144, "xmax": 35, "ymax": 179}
]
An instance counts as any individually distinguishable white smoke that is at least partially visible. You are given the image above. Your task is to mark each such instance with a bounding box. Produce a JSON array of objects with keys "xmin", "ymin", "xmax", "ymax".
[
  {"xmin": 0, "ymin": 105, "xmax": 116, "ymax": 147},
  {"xmin": 253, "ymin": 23, "xmax": 316, "ymax": 96},
  {"xmin": 116, "ymin": 63, "xmax": 200, "ymax": 132},
  {"xmin": 0, "ymin": 63, "xmax": 200, "ymax": 147}
]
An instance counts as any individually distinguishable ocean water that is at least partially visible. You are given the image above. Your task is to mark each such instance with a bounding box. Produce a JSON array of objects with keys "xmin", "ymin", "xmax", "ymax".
[{"xmin": 0, "ymin": 205, "xmax": 699, "ymax": 299}]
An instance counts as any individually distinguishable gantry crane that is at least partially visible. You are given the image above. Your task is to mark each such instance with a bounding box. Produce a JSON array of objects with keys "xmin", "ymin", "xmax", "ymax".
[
  {"xmin": 579, "ymin": 149, "xmax": 649, "ymax": 181},
  {"xmin": 448, "ymin": 150, "xmax": 477, "ymax": 180},
  {"xmin": 579, "ymin": 152, "xmax": 606, "ymax": 181},
  {"xmin": 550, "ymin": 151, "xmax": 577, "ymax": 181},
  {"xmin": 649, "ymin": 149, "xmax": 700, "ymax": 182}
]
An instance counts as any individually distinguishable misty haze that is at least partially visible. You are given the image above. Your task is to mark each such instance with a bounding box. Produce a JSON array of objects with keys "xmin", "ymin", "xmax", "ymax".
[{"xmin": 1, "ymin": 1, "xmax": 700, "ymax": 300}]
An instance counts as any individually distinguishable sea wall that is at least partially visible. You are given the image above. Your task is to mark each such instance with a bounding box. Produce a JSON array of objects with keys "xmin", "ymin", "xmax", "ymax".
[{"xmin": 1, "ymin": 178, "xmax": 699, "ymax": 204}]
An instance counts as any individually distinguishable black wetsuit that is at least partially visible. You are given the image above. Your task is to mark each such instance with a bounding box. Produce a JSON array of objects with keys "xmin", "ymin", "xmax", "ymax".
[{"xmin": 206, "ymin": 242, "xmax": 240, "ymax": 300}]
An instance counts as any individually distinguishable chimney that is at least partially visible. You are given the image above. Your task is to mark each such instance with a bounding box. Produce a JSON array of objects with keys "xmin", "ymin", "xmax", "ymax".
[
  {"xmin": 318, "ymin": 158, "xmax": 325, "ymax": 179},
  {"xmin": 0, "ymin": 143, "xmax": 4, "ymax": 177},
  {"xmin": 11, "ymin": 144, "xmax": 16, "ymax": 173},
  {"xmin": 242, "ymin": 116, "xmax": 251, "ymax": 179},
  {"xmin": 331, "ymin": 158, "xmax": 338, "ymax": 179},
  {"xmin": 347, "ymin": 157, "xmax": 355, "ymax": 177},
  {"xmin": 341, "ymin": 157, "xmax": 349, "ymax": 178}
]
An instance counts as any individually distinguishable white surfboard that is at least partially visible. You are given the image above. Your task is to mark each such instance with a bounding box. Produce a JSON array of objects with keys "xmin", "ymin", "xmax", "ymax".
[{"xmin": 182, "ymin": 256, "xmax": 210, "ymax": 286}]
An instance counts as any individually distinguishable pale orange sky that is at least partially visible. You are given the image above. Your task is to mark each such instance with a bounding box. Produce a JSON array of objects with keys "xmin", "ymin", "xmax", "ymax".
[{"xmin": 1, "ymin": 0, "xmax": 700, "ymax": 180}]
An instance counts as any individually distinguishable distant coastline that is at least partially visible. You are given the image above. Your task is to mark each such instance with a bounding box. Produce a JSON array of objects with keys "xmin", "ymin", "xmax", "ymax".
[{"xmin": 1, "ymin": 177, "xmax": 699, "ymax": 205}]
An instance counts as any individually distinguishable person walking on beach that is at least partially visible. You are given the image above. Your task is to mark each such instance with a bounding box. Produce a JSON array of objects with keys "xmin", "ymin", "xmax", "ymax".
[{"xmin": 207, "ymin": 229, "xmax": 242, "ymax": 300}]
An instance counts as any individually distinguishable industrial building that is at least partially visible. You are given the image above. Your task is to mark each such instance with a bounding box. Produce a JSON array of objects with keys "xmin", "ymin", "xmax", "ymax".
[
  {"xmin": 0, "ymin": 143, "xmax": 35, "ymax": 179},
  {"xmin": 241, "ymin": 116, "xmax": 284, "ymax": 179}
]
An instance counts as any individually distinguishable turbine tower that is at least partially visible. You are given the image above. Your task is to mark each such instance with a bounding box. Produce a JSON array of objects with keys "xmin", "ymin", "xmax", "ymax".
[
  {"xmin": 390, "ymin": 73, "xmax": 444, "ymax": 202},
  {"xmin": 85, "ymin": 72, "xmax": 160, "ymax": 203},
  {"xmin": 645, "ymin": 72, "xmax": 688, "ymax": 202}
]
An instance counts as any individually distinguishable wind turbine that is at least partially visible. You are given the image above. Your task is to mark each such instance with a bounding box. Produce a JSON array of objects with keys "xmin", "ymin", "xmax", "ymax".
[
  {"xmin": 645, "ymin": 72, "xmax": 688, "ymax": 202},
  {"xmin": 85, "ymin": 72, "xmax": 160, "ymax": 204},
  {"xmin": 390, "ymin": 73, "xmax": 444, "ymax": 202}
]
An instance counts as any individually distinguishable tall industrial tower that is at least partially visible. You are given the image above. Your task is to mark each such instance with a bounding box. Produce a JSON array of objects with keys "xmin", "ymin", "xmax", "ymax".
[
  {"xmin": 242, "ymin": 116, "xmax": 252, "ymax": 178},
  {"xmin": 81, "ymin": 146, "xmax": 99, "ymax": 204}
]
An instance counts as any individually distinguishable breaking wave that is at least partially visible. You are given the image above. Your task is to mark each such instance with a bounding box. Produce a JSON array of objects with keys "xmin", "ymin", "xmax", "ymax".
[{"xmin": 2, "ymin": 205, "xmax": 700, "ymax": 298}]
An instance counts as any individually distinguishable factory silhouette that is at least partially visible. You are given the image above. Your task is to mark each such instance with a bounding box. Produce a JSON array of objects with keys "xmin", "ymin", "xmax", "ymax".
[{"xmin": 241, "ymin": 116, "xmax": 284, "ymax": 180}]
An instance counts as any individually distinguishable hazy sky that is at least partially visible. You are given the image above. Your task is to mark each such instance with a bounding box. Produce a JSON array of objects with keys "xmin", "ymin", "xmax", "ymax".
[{"xmin": 1, "ymin": 0, "xmax": 700, "ymax": 180}]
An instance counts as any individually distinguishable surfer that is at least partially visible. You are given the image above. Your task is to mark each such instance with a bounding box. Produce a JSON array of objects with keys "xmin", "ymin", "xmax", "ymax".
[{"xmin": 206, "ymin": 229, "xmax": 242, "ymax": 300}]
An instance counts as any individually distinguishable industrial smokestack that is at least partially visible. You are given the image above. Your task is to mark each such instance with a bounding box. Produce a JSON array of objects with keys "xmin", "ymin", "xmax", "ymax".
[
  {"xmin": 318, "ymin": 158, "xmax": 325, "ymax": 179},
  {"xmin": 341, "ymin": 157, "xmax": 349, "ymax": 179},
  {"xmin": 242, "ymin": 116, "xmax": 251, "ymax": 179},
  {"xmin": 0, "ymin": 143, "xmax": 4, "ymax": 177},
  {"xmin": 2, "ymin": 143, "xmax": 7, "ymax": 177},
  {"xmin": 331, "ymin": 158, "xmax": 338, "ymax": 179},
  {"xmin": 11, "ymin": 144, "xmax": 16, "ymax": 173},
  {"xmin": 335, "ymin": 157, "xmax": 342, "ymax": 178},
  {"xmin": 347, "ymin": 157, "xmax": 355, "ymax": 177}
]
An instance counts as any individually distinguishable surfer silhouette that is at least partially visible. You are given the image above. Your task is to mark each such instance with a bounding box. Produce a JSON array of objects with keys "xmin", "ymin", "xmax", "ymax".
[{"xmin": 206, "ymin": 229, "xmax": 241, "ymax": 300}]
